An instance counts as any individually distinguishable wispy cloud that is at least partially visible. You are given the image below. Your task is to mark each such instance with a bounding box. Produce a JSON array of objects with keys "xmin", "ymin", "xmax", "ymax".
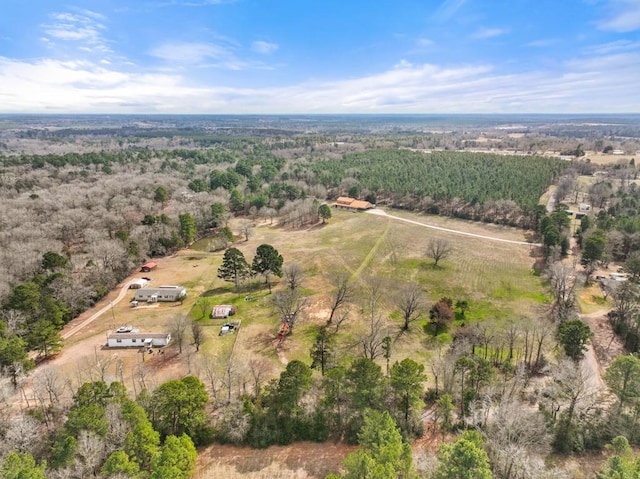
[
  {"xmin": 471, "ymin": 28, "xmax": 509, "ymax": 39},
  {"xmin": 432, "ymin": 0, "xmax": 467, "ymax": 21},
  {"xmin": 251, "ymin": 41, "xmax": 278, "ymax": 54},
  {"xmin": 598, "ymin": 0, "xmax": 640, "ymax": 32},
  {"xmin": 149, "ymin": 40, "xmax": 274, "ymax": 70},
  {"xmin": 584, "ymin": 39, "xmax": 640, "ymax": 54},
  {"xmin": 41, "ymin": 10, "xmax": 112, "ymax": 54},
  {"xmin": 2, "ymin": 47, "xmax": 639, "ymax": 113},
  {"xmin": 149, "ymin": 42, "xmax": 230, "ymax": 64}
]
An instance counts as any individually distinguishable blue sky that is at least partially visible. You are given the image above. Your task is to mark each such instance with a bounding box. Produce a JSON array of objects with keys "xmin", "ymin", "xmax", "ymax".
[{"xmin": 1, "ymin": 0, "xmax": 639, "ymax": 113}]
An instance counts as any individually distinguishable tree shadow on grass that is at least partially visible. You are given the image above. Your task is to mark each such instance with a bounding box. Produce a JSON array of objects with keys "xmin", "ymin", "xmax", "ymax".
[
  {"xmin": 200, "ymin": 287, "xmax": 232, "ymax": 297},
  {"xmin": 246, "ymin": 331, "xmax": 278, "ymax": 355}
]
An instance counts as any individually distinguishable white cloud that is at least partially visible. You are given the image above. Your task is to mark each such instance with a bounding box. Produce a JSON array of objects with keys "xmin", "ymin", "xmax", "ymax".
[
  {"xmin": 41, "ymin": 10, "xmax": 112, "ymax": 54},
  {"xmin": 416, "ymin": 37, "xmax": 434, "ymax": 47},
  {"xmin": 471, "ymin": 28, "xmax": 509, "ymax": 39},
  {"xmin": 251, "ymin": 41, "xmax": 279, "ymax": 54},
  {"xmin": 1, "ymin": 48, "xmax": 640, "ymax": 113},
  {"xmin": 598, "ymin": 0, "xmax": 640, "ymax": 32}
]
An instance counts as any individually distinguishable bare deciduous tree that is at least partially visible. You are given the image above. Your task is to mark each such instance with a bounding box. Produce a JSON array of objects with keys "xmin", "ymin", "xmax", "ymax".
[
  {"xmin": 480, "ymin": 399, "xmax": 552, "ymax": 479},
  {"xmin": 89, "ymin": 348, "xmax": 114, "ymax": 382},
  {"xmin": 247, "ymin": 358, "xmax": 273, "ymax": 399},
  {"xmin": 359, "ymin": 318, "xmax": 388, "ymax": 360},
  {"xmin": 554, "ymin": 175, "xmax": 576, "ymax": 203},
  {"xmin": 327, "ymin": 273, "xmax": 352, "ymax": 325},
  {"xmin": 169, "ymin": 314, "xmax": 189, "ymax": 354},
  {"xmin": 361, "ymin": 275, "xmax": 385, "ymax": 326},
  {"xmin": 546, "ymin": 262, "xmax": 577, "ymax": 323},
  {"xmin": 397, "ymin": 284, "xmax": 425, "ymax": 331},
  {"xmin": 273, "ymin": 290, "xmax": 308, "ymax": 333},
  {"xmin": 283, "ymin": 263, "xmax": 304, "ymax": 292},
  {"xmin": 426, "ymin": 238, "xmax": 453, "ymax": 267},
  {"xmin": 74, "ymin": 430, "xmax": 106, "ymax": 478},
  {"xmin": 195, "ymin": 353, "xmax": 224, "ymax": 403},
  {"xmin": 190, "ymin": 320, "xmax": 205, "ymax": 352},
  {"xmin": 240, "ymin": 220, "xmax": 253, "ymax": 242},
  {"xmin": 1, "ymin": 414, "xmax": 41, "ymax": 455}
]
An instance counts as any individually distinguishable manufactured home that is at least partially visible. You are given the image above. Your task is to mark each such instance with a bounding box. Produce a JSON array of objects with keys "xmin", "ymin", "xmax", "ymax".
[
  {"xmin": 134, "ymin": 286, "xmax": 186, "ymax": 302},
  {"xmin": 107, "ymin": 331, "xmax": 171, "ymax": 348}
]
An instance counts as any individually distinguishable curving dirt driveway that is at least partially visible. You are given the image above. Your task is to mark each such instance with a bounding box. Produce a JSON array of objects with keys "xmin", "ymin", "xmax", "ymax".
[
  {"xmin": 61, "ymin": 280, "xmax": 133, "ymax": 339},
  {"xmin": 366, "ymin": 208, "xmax": 540, "ymax": 246}
]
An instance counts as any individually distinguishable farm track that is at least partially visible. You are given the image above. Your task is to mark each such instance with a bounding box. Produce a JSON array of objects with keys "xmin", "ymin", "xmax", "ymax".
[
  {"xmin": 366, "ymin": 208, "xmax": 540, "ymax": 246},
  {"xmin": 61, "ymin": 280, "xmax": 133, "ymax": 339},
  {"xmin": 350, "ymin": 218, "xmax": 391, "ymax": 281}
]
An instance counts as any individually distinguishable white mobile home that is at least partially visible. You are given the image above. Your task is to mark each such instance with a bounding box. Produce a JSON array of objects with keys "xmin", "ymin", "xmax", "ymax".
[
  {"xmin": 134, "ymin": 286, "xmax": 186, "ymax": 302},
  {"xmin": 107, "ymin": 331, "xmax": 171, "ymax": 348}
]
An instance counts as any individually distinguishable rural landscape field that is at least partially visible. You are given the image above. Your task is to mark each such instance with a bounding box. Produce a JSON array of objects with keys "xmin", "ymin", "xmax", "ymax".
[
  {"xmin": 0, "ymin": 112, "xmax": 640, "ymax": 479},
  {"xmin": 2, "ymin": 0, "xmax": 640, "ymax": 478}
]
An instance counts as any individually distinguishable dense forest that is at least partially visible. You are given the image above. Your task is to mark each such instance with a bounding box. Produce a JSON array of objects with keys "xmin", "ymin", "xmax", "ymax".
[{"xmin": 2, "ymin": 116, "xmax": 640, "ymax": 478}]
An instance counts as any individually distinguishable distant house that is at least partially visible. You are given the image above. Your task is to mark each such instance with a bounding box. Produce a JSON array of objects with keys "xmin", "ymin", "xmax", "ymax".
[
  {"xmin": 212, "ymin": 305, "xmax": 237, "ymax": 319},
  {"xmin": 334, "ymin": 196, "xmax": 375, "ymax": 211},
  {"xmin": 129, "ymin": 278, "xmax": 150, "ymax": 289},
  {"xmin": 107, "ymin": 331, "xmax": 171, "ymax": 348},
  {"xmin": 610, "ymin": 272, "xmax": 628, "ymax": 282},
  {"xmin": 140, "ymin": 262, "xmax": 157, "ymax": 272},
  {"xmin": 134, "ymin": 286, "xmax": 186, "ymax": 302},
  {"xmin": 579, "ymin": 204, "xmax": 592, "ymax": 213}
]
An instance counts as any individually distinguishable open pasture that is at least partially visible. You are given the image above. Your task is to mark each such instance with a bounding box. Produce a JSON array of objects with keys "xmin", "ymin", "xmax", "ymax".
[{"xmin": 34, "ymin": 207, "xmax": 549, "ymax": 411}]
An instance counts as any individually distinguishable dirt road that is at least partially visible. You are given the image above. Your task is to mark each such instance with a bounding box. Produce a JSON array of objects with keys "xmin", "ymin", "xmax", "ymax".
[
  {"xmin": 61, "ymin": 280, "xmax": 132, "ymax": 339},
  {"xmin": 366, "ymin": 208, "xmax": 540, "ymax": 246}
]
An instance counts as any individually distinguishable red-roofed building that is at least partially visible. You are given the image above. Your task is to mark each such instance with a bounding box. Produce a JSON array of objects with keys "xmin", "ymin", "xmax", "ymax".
[
  {"xmin": 334, "ymin": 196, "xmax": 375, "ymax": 211},
  {"xmin": 140, "ymin": 262, "xmax": 157, "ymax": 272}
]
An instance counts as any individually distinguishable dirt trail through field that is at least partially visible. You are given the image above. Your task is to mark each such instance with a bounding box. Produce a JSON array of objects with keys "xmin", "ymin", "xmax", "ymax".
[
  {"xmin": 351, "ymin": 218, "xmax": 391, "ymax": 280},
  {"xmin": 579, "ymin": 308, "xmax": 625, "ymax": 393},
  {"xmin": 61, "ymin": 280, "xmax": 133, "ymax": 339},
  {"xmin": 366, "ymin": 209, "xmax": 540, "ymax": 246}
]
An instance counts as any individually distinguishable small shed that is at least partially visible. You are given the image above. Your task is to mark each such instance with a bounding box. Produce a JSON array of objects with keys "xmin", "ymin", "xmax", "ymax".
[
  {"xmin": 107, "ymin": 331, "xmax": 171, "ymax": 348},
  {"xmin": 134, "ymin": 286, "xmax": 186, "ymax": 302},
  {"xmin": 212, "ymin": 305, "xmax": 237, "ymax": 319},
  {"xmin": 129, "ymin": 278, "xmax": 150, "ymax": 289},
  {"xmin": 140, "ymin": 262, "xmax": 157, "ymax": 272}
]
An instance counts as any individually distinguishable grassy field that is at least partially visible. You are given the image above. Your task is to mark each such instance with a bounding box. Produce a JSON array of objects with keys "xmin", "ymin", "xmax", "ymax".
[
  {"xmin": 36, "ymin": 207, "xmax": 551, "ymax": 477},
  {"xmin": 49, "ymin": 206, "xmax": 549, "ymax": 384}
]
